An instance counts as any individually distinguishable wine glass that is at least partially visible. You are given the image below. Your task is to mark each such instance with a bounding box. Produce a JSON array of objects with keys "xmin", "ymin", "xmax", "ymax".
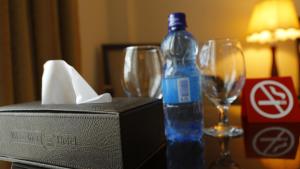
[
  {"xmin": 199, "ymin": 39, "xmax": 246, "ymax": 137},
  {"xmin": 121, "ymin": 46, "xmax": 163, "ymax": 98}
]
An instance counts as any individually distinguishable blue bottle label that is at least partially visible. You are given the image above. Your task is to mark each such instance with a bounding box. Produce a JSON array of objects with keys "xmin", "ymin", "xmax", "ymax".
[{"xmin": 162, "ymin": 76, "xmax": 201, "ymax": 104}]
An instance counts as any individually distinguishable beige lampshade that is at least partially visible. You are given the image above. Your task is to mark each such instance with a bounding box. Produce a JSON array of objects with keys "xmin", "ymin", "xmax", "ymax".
[{"xmin": 247, "ymin": 0, "xmax": 300, "ymax": 43}]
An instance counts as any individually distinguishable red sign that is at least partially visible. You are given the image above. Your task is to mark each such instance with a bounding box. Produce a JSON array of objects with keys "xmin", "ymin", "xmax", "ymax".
[{"xmin": 242, "ymin": 77, "xmax": 299, "ymax": 123}]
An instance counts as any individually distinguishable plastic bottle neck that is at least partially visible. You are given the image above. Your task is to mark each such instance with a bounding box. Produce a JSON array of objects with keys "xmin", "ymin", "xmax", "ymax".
[
  {"xmin": 168, "ymin": 26, "xmax": 186, "ymax": 32},
  {"xmin": 166, "ymin": 57, "xmax": 197, "ymax": 67}
]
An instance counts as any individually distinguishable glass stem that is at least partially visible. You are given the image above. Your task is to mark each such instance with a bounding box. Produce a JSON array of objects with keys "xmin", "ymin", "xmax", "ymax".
[
  {"xmin": 219, "ymin": 137, "xmax": 230, "ymax": 156},
  {"xmin": 217, "ymin": 105, "xmax": 229, "ymax": 126}
]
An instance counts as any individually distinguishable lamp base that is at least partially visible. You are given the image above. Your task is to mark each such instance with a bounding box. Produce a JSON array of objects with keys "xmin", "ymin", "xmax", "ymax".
[{"xmin": 271, "ymin": 45, "xmax": 278, "ymax": 77}]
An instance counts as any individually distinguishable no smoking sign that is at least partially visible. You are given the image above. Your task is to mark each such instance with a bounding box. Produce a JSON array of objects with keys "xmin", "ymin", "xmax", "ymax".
[{"xmin": 242, "ymin": 77, "xmax": 299, "ymax": 123}]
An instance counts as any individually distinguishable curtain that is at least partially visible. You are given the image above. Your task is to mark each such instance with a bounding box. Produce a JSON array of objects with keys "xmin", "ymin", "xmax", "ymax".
[{"xmin": 0, "ymin": 0, "xmax": 81, "ymax": 106}]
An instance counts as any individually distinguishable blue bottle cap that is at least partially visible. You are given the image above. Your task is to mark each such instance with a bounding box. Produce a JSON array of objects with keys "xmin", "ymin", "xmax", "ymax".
[{"xmin": 168, "ymin": 12, "xmax": 187, "ymax": 31}]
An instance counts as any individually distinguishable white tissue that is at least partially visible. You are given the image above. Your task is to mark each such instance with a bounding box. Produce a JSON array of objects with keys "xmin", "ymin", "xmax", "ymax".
[{"xmin": 42, "ymin": 60, "xmax": 112, "ymax": 104}]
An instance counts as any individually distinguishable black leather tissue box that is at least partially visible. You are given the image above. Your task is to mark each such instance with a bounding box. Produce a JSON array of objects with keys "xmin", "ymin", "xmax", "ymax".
[{"xmin": 0, "ymin": 98, "xmax": 165, "ymax": 169}]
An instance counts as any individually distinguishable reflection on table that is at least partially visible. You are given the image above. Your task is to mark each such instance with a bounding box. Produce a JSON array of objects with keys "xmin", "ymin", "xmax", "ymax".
[
  {"xmin": 243, "ymin": 121, "xmax": 300, "ymax": 159},
  {"xmin": 203, "ymin": 104, "xmax": 300, "ymax": 169},
  {"xmin": 208, "ymin": 137, "xmax": 241, "ymax": 169},
  {"xmin": 166, "ymin": 141, "xmax": 204, "ymax": 169}
]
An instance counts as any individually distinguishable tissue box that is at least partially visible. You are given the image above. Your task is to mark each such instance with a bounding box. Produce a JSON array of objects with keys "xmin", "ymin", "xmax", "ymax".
[{"xmin": 0, "ymin": 98, "xmax": 165, "ymax": 169}]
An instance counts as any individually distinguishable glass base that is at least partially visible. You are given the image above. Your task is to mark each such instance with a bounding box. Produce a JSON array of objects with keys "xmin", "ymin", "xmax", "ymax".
[{"xmin": 203, "ymin": 124, "xmax": 243, "ymax": 138}]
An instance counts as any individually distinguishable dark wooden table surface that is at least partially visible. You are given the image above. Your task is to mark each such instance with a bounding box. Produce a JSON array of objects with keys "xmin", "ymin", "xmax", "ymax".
[{"xmin": 140, "ymin": 101, "xmax": 300, "ymax": 169}]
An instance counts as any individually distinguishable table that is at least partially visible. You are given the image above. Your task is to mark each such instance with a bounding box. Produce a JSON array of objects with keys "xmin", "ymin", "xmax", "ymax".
[
  {"xmin": 140, "ymin": 102, "xmax": 300, "ymax": 169},
  {"xmin": 3, "ymin": 101, "xmax": 300, "ymax": 169}
]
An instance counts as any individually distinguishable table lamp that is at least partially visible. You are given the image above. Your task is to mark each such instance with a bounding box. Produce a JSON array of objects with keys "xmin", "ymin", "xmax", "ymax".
[{"xmin": 247, "ymin": 0, "xmax": 300, "ymax": 76}]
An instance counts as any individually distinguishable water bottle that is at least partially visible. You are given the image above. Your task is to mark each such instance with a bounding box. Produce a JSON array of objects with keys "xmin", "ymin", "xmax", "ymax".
[{"xmin": 161, "ymin": 12, "xmax": 203, "ymax": 142}]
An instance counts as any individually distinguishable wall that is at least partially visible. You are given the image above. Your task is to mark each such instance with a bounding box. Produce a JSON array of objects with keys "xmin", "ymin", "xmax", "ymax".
[
  {"xmin": 77, "ymin": 0, "xmax": 300, "ymax": 93},
  {"xmin": 131, "ymin": 0, "xmax": 256, "ymax": 42},
  {"xmin": 297, "ymin": 0, "xmax": 300, "ymax": 15},
  {"xmin": 77, "ymin": 0, "xmax": 108, "ymax": 90},
  {"xmin": 77, "ymin": 0, "xmax": 132, "ymax": 91}
]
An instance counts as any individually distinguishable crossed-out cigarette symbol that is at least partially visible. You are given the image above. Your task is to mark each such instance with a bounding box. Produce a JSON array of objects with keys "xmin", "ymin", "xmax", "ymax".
[
  {"xmin": 250, "ymin": 80, "xmax": 294, "ymax": 119},
  {"xmin": 252, "ymin": 127, "xmax": 294, "ymax": 157}
]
